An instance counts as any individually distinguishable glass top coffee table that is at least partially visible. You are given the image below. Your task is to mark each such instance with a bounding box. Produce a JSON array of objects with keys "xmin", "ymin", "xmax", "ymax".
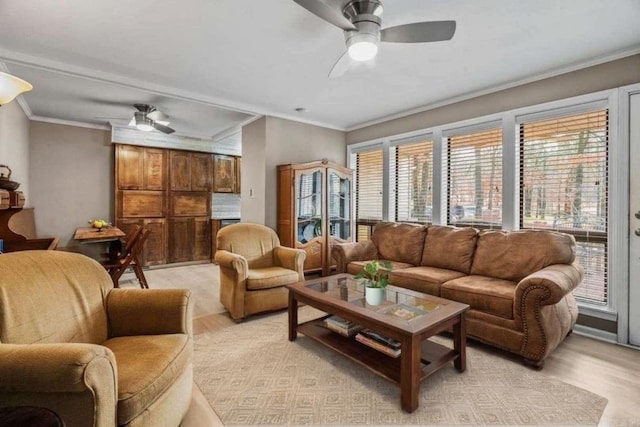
[{"xmin": 287, "ymin": 273, "xmax": 469, "ymax": 413}]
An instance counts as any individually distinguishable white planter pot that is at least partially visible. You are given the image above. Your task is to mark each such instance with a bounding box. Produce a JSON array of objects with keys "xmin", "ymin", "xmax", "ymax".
[{"xmin": 365, "ymin": 286, "xmax": 385, "ymax": 306}]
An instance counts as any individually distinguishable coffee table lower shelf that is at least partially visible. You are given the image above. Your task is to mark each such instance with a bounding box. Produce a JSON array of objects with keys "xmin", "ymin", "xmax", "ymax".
[{"xmin": 297, "ymin": 317, "xmax": 458, "ymax": 386}]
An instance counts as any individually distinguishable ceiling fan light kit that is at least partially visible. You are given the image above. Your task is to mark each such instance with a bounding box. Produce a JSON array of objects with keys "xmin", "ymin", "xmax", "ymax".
[
  {"xmin": 134, "ymin": 111, "xmax": 154, "ymax": 132},
  {"xmin": 293, "ymin": 0, "xmax": 456, "ymax": 77},
  {"xmin": 132, "ymin": 103, "xmax": 175, "ymax": 134},
  {"xmin": 0, "ymin": 71, "xmax": 33, "ymax": 106}
]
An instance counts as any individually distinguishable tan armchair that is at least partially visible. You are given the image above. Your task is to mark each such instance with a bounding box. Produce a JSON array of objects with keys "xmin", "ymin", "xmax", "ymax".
[
  {"xmin": 0, "ymin": 251, "xmax": 194, "ymax": 427},
  {"xmin": 215, "ymin": 222, "xmax": 306, "ymax": 321}
]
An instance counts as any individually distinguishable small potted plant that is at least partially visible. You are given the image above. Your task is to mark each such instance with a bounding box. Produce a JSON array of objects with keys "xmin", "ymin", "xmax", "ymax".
[{"xmin": 356, "ymin": 260, "xmax": 393, "ymax": 306}]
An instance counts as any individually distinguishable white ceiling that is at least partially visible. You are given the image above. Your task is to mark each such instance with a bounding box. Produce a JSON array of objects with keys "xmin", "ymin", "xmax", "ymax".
[{"xmin": 0, "ymin": 0, "xmax": 639, "ymax": 138}]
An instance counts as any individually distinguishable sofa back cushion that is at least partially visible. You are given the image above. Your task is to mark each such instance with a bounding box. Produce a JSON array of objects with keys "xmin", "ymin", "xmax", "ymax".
[
  {"xmin": 421, "ymin": 225, "xmax": 478, "ymax": 274},
  {"xmin": 470, "ymin": 230, "xmax": 576, "ymax": 281},
  {"xmin": 0, "ymin": 251, "xmax": 112, "ymax": 345},
  {"xmin": 372, "ymin": 222, "xmax": 427, "ymax": 266}
]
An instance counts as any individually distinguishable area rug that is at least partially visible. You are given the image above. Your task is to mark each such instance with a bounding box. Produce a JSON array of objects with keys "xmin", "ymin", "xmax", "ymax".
[{"xmin": 193, "ymin": 308, "xmax": 607, "ymax": 426}]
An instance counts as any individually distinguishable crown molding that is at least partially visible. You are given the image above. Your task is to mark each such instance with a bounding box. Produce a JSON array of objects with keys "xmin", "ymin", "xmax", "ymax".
[
  {"xmin": 346, "ymin": 47, "xmax": 640, "ymax": 132},
  {"xmin": 30, "ymin": 115, "xmax": 110, "ymax": 131},
  {"xmin": 0, "ymin": 48, "xmax": 262, "ymax": 117}
]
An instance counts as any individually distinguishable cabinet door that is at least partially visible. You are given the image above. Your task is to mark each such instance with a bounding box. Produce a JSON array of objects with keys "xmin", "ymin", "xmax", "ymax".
[
  {"xmin": 235, "ymin": 157, "xmax": 241, "ymax": 194},
  {"xmin": 193, "ymin": 217, "xmax": 211, "ymax": 260},
  {"xmin": 143, "ymin": 218, "xmax": 167, "ymax": 266},
  {"xmin": 170, "ymin": 192, "xmax": 210, "ymax": 217},
  {"xmin": 191, "ymin": 153, "xmax": 212, "ymax": 192},
  {"xmin": 327, "ymin": 168, "xmax": 353, "ymax": 272},
  {"xmin": 170, "ymin": 151, "xmax": 191, "ymax": 191},
  {"xmin": 169, "ymin": 217, "xmax": 192, "ymax": 263},
  {"xmin": 213, "ymin": 155, "xmax": 236, "ymax": 193},
  {"xmin": 143, "ymin": 148, "xmax": 166, "ymax": 190},
  {"xmin": 117, "ymin": 145, "xmax": 144, "ymax": 190},
  {"xmin": 295, "ymin": 167, "xmax": 325, "ymax": 273},
  {"xmin": 118, "ymin": 191, "xmax": 165, "ymax": 218}
]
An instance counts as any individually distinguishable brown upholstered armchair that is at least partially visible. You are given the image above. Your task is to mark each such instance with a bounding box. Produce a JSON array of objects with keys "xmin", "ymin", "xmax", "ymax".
[
  {"xmin": 0, "ymin": 251, "xmax": 194, "ymax": 427},
  {"xmin": 215, "ymin": 222, "xmax": 306, "ymax": 321}
]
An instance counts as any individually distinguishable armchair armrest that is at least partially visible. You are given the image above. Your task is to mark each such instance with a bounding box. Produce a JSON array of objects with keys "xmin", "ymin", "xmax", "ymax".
[
  {"xmin": 107, "ymin": 288, "xmax": 193, "ymax": 338},
  {"xmin": 0, "ymin": 343, "xmax": 116, "ymax": 393},
  {"xmin": 274, "ymin": 246, "xmax": 306, "ymax": 280},
  {"xmin": 214, "ymin": 250, "xmax": 248, "ymax": 281},
  {"xmin": 331, "ymin": 240, "xmax": 378, "ymax": 273}
]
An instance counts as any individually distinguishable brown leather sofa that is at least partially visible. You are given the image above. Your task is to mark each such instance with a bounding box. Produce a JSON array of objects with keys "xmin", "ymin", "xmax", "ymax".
[
  {"xmin": 0, "ymin": 251, "xmax": 194, "ymax": 427},
  {"xmin": 332, "ymin": 222, "xmax": 583, "ymax": 368},
  {"xmin": 215, "ymin": 222, "xmax": 306, "ymax": 320}
]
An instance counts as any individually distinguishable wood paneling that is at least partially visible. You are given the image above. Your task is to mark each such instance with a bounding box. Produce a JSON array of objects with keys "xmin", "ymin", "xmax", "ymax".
[
  {"xmin": 118, "ymin": 191, "xmax": 165, "ymax": 218},
  {"xmin": 171, "ymin": 192, "xmax": 210, "ymax": 217}
]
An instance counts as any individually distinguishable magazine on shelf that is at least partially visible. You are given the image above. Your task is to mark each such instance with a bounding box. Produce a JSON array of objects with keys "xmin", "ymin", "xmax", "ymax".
[
  {"xmin": 322, "ymin": 315, "xmax": 363, "ymax": 337},
  {"xmin": 355, "ymin": 333, "xmax": 401, "ymax": 358}
]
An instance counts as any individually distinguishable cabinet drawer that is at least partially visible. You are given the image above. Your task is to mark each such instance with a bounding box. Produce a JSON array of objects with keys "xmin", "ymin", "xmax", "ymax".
[
  {"xmin": 118, "ymin": 191, "xmax": 165, "ymax": 218},
  {"xmin": 170, "ymin": 192, "xmax": 210, "ymax": 217}
]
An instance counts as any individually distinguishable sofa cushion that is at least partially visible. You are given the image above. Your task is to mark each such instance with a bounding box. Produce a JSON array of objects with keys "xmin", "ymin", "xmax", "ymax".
[
  {"xmin": 372, "ymin": 222, "xmax": 427, "ymax": 266},
  {"xmin": 390, "ymin": 266, "xmax": 466, "ymax": 296},
  {"xmin": 470, "ymin": 230, "xmax": 576, "ymax": 281},
  {"xmin": 103, "ymin": 334, "xmax": 192, "ymax": 426},
  {"xmin": 441, "ymin": 275, "xmax": 516, "ymax": 319},
  {"xmin": 246, "ymin": 267, "xmax": 300, "ymax": 290},
  {"xmin": 421, "ymin": 225, "xmax": 478, "ymax": 273},
  {"xmin": 346, "ymin": 260, "xmax": 415, "ymax": 277}
]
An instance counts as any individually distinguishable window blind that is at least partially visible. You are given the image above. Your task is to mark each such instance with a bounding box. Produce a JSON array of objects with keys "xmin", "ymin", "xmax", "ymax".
[
  {"xmin": 353, "ymin": 149, "xmax": 383, "ymax": 241},
  {"xmin": 395, "ymin": 140, "xmax": 433, "ymax": 223},
  {"xmin": 447, "ymin": 128, "xmax": 503, "ymax": 228},
  {"xmin": 519, "ymin": 110, "xmax": 609, "ymax": 304}
]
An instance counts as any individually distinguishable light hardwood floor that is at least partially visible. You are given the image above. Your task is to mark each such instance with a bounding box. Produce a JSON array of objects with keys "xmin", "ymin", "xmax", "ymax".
[{"xmin": 120, "ymin": 264, "xmax": 640, "ymax": 427}]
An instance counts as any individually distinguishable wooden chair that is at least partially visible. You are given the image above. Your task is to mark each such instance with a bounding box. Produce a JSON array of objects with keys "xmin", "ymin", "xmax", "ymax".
[
  {"xmin": 102, "ymin": 224, "xmax": 142, "ymax": 261},
  {"xmin": 102, "ymin": 228, "xmax": 150, "ymax": 289}
]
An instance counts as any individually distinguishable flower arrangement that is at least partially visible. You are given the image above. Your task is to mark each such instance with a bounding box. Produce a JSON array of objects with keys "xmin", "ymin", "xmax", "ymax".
[{"xmin": 355, "ymin": 260, "xmax": 393, "ymax": 289}]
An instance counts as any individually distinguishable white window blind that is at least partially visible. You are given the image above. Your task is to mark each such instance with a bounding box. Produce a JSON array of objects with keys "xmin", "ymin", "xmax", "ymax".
[
  {"xmin": 447, "ymin": 128, "xmax": 503, "ymax": 228},
  {"xmin": 395, "ymin": 140, "xmax": 433, "ymax": 223},
  {"xmin": 353, "ymin": 149, "xmax": 383, "ymax": 241},
  {"xmin": 520, "ymin": 110, "xmax": 608, "ymax": 304}
]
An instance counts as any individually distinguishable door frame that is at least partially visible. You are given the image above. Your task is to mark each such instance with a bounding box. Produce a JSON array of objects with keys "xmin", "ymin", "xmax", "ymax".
[{"xmin": 618, "ymin": 83, "xmax": 640, "ymax": 345}]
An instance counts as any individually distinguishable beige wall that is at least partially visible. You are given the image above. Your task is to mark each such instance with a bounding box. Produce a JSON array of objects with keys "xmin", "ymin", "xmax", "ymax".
[
  {"xmin": 29, "ymin": 122, "xmax": 112, "ymax": 257},
  {"xmin": 0, "ymin": 100, "xmax": 30, "ymax": 200},
  {"xmin": 242, "ymin": 116, "xmax": 347, "ymax": 229},
  {"xmin": 347, "ymin": 54, "xmax": 640, "ymax": 144},
  {"xmin": 241, "ymin": 117, "xmax": 267, "ymax": 224}
]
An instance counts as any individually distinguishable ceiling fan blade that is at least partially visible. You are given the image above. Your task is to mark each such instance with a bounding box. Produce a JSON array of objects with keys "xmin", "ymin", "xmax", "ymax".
[
  {"xmin": 147, "ymin": 110, "xmax": 168, "ymax": 121},
  {"xmin": 328, "ymin": 51, "xmax": 352, "ymax": 78},
  {"xmin": 152, "ymin": 122, "xmax": 175, "ymax": 134},
  {"xmin": 294, "ymin": 0, "xmax": 356, "ymax": 31},
  {"xmin": 381, "ymin": 20, "xmax": 456, "ymax": 43}
]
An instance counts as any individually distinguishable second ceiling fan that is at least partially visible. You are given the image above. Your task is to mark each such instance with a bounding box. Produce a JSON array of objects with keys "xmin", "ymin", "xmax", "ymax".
[{"xmin": 294, "ymin": 0, "xmax": 456, "ymax": 78}]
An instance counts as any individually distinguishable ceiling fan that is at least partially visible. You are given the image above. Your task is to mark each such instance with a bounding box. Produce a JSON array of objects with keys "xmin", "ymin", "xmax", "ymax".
[
  {"xmin": 293, "ymin": 0, "xmax": 456, "ymax": 78},
  {"xmin": 130, "ymin": 104, "xmax": 175, "ymax": 134}
]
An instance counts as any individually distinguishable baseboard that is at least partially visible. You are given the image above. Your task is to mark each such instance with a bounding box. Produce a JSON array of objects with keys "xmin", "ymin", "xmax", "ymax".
[{"xmin": 573, "ymin": 324, "xmax": 618, "ymax": 343}]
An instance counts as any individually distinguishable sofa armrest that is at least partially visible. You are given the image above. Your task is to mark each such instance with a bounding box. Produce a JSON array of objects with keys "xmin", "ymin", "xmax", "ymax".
[
  {"xmin": 331, "ymin": 240, "xmax": 378, "ymax": 273},
  {"xmin": 107, "ymin": 288, "xmax": 193, "ymax": 338},
  {"xmin": 274, "ymin": 246, "xmax": 306, "ymax": 280},
  {"xmin": 515, "ymin": 262, "xmax": 583, "ymax": 309}
]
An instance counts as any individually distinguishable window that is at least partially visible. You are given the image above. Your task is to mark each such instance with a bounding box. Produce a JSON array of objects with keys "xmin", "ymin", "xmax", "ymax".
[
  {"xmin": 352, "ymin": 148, "xmax": 383, "ymax": 241},
  {"xmin": 394, "ymin": 140, "xmax": 433, "ymax": 223},
  {"xmin": 447, "ymin": 127, "xmax": 503, "ymax": 228},
  {"xmin": 520, "ymin": 110, "xmax": 609, "ymax": 304}
]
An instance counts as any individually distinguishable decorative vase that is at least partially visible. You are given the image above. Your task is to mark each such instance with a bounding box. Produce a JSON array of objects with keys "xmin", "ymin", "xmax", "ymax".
[{"xmin": 365, "ymin": 286, "xmax": 385, "ymax": 306}]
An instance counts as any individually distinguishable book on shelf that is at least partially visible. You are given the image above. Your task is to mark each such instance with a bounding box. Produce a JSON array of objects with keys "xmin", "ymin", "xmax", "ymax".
[
  {"xmin": 322, "ymin": 315, "xmax": 363, "ymax": 337},
  {"xmin": 355, "ymin": 332, "xmax": 401, "ymax": 358}
]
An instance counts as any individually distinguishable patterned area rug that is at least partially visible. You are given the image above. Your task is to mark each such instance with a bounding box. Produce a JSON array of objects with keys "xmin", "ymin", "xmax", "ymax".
[{"xmin": 194, "ymin": 308, "xmax": 607, "ymax": 426}]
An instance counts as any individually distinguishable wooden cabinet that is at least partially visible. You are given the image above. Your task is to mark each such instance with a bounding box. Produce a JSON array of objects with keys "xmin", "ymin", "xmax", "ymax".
[
  {"xmin": 116, "ymin": 145, "xmax": 166, "ymax": 190},
  {"xmin": 168, "ymin": 216, "xmax": 211, "ymax": 263},
  {"xmin": 277, "ymin": 160, "xmax": 353, "ymax": 276},
  {"xmin": 170, "ymin": 151, "xmax": 212, "ymax": 192},
  {"xmin": 115, "ymin": 144, "xmax": 214, "ymax": 266},
  {"xmin": 213, "ymin": 155, "xmax": 238, "ymax": 193}
]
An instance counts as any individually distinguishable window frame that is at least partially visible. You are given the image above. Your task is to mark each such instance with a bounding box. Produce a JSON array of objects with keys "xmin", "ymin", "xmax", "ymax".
[{"xmin": 347, "ymin": 88, "xmax": 622, "ymax": 325}]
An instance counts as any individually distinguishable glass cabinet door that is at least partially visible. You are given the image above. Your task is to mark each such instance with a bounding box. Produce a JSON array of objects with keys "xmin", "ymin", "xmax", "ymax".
[
  {"xmin": 328, "ymin": 169, "xmax": 351, "ymax": 241},
  {"xmin": 296, "ymin": 169, "xmax": 323, "ymax": 244}
]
